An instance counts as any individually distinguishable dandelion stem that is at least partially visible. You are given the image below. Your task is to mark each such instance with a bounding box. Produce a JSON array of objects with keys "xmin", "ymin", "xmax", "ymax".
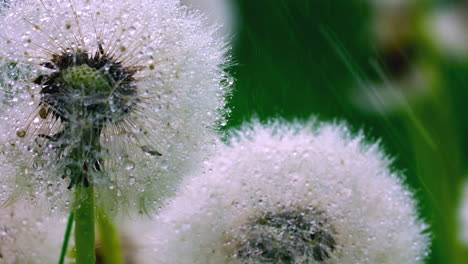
[
  {"xmin": 74, "ymin": 185, "xmax": 95, "ymax": 264},
  {"xmin": 58, "ymin": 211, "xmax": 74, "ymax": 264},
  {"xmin": 69, "ymin": 125, "xmax": 101, "ymax": 264},
  {"xmin": 97, "ymin": 210, "xmax": 125, "ymax": 264}
]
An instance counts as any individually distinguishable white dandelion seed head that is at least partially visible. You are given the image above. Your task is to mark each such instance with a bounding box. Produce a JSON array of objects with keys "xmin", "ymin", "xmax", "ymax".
[
  {"xmin": 0, "ymin": 198, "xmax": 68, "ymax": 263},
  {"xmin": 0, "ymin": 0, "xmax": 231, "ymax": 215},
  {"xmin": 140, "ymin": 120, "xmax": 429, "ymax": 263}
]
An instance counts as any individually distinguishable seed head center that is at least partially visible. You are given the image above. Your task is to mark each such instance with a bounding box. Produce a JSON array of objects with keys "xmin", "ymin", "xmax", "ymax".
[
  {"xmin": 35, "ymin": 49, "xmax": 139, "ymax": 127},
  {"xmin": 59, "ymin": 64, "xmax": 113, "ymax": 95},
  {"xmin": 237, "ymin": 209, "xmax": 336, "ymax": 263}
]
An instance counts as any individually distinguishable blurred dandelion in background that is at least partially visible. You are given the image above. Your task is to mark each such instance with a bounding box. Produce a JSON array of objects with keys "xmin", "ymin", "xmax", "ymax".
[
  {"xmin": 429, "ymin": 2, "xmax": 468, "ymax": 59},
  {"xmin": 352, "ymin": 0, "xmax": 429, "ymax": 114}
]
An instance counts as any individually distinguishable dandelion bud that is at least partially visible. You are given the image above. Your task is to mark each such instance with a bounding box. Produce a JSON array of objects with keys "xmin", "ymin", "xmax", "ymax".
[{"xmin": 141, "ymin": 120, "xmax": 429, "ymax": 263}]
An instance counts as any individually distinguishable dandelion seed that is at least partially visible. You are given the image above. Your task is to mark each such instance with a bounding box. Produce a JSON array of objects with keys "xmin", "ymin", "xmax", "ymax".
[
  {"xmin": 141, "ymin": 120, "xmax": 429, "ymax": 263},
  {"xmin": 0, "ymin": 0, "xmax": 230, "ymax": 215}
]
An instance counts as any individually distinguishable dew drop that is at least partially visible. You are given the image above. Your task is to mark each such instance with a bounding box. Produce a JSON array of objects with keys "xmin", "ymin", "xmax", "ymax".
[
  {"xmin": 158, "ymin": 161, "xmax": 168, "ymax": 170},
  {"xmin": 32, "ymin": 161, "xmax": 43, "ymax": 170},
  {"xmin": 128, "ymin": 26, "xmax": 137, "ymax": 36},
  {"xmin": 128, "ymin": 177, "xmax": 136, "ymax": 186},
  {"xmin": 16, "ymin": 130, "xmax": 26, "ymax": 138},
  {"xmin": 124, "ymin": 160, "xmax": 135, "ymax": 171},
  {"xmin": 39, "ymin": 107, "xmax": 48, "ymax": 119}
]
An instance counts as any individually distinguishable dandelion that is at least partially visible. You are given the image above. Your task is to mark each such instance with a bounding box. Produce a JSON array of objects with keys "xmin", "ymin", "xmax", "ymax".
[
  {"xmin": 0, "ymin": 198, "xmax": 69, "ymax": 263},
  {"xmin": 0, "ymin": 0, "xmax": 230, "ymax": 262},
  {"xmin": 141, "ymin": 120, "xmax": 429, "ymax": 263},
  {"xmin": 0, "ymin": 196, "xmax": 140, "ymax": 263},
  {"xmin": 0, "ymin": 0, "xmax": 230, "ymax": 214}
]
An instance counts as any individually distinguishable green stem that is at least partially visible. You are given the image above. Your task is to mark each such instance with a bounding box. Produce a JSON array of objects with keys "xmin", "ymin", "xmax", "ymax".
[
  {"xmin": 97, "ymin": 211, "xmax": 125, "ymax": 264},
  {"xmin": 68, "ymin": 126, "xmax": 101, "ymax": 264},
  {"xmin": 58, "ymin": 211, "xmax": 74, "ymax": 264},
  {"xmin": 74, "ymin": 185, "xmax": 95, "ymax": 264}
]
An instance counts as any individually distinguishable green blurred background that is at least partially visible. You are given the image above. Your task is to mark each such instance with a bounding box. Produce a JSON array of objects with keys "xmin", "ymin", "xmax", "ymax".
[{"xmin": 227, "ymin": 0, "xmax": 468, "ymax": 263}]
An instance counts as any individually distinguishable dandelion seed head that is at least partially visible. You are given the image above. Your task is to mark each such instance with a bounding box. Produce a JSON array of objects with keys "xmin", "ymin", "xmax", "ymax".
[
  {"xmin": 141, "ymin": 120, "xmax": 429, "ymax": 263},
  {"xmin": 34, "ymin": 49, "xmax": 138, "ymax": 126},
  {"xmin": 236, "ymin": 208, "xmax": 337, "ymax": 263},
  {"xmin": 0, "ymin": 0, "xmax": 230, "ymax": 215}
]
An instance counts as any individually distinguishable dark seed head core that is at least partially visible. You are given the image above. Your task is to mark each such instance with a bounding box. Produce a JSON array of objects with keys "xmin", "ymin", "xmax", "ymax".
[
  {"xmin": 31, "ymin": 46, "xmax": 139, "ymax": 188},
  {"xmin": 34, "ymin": 47, "xmax": 138, "ymax": 128},
  {"xmin": 237, "ymin": 209, "xmax": 336, "ymax": 263}
]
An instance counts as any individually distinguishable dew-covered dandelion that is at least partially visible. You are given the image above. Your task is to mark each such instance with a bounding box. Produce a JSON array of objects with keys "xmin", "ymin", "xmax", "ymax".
[
  {"xmin": 142, "ymin": 120, "xmax": 429, "ymax": 264},
  {"xmin": 0, "ymin": 0, "xmax": 230, "ymax": 214},
  {"xmin": 0, "ymin": 198, "xmax": 69, "ymax": 263},
  {"xmin": 0, "ymin": 200, "xmax": 141, "ymax": 264}
]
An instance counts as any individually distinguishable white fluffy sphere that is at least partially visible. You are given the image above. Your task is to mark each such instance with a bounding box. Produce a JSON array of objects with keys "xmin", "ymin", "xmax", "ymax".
[{"xmin": 140, "ymin": 120, "xmax": 429, "ymax": 263}]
